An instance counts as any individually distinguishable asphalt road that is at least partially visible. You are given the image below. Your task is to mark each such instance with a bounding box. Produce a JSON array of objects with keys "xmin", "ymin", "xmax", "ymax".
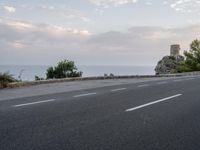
[{"xmin": 1, "ymin": 76, "xmax": 200, "ymax": 150}]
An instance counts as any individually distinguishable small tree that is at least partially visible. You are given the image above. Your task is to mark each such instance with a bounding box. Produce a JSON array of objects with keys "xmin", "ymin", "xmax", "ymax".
[
  {"xmin": 35, "ymin": 76, "xmax": 44, "ymax": 81},
  {"xmin": 0, "ymin": 72, "xmax": 17, "ymax": 88},
  {"xmin": 179, "ymin": 39, "xmax": 200, "ymax": 72},
  {"xmin": 46, "ymin": 60, "xmax": 82, "ymax": 79},
  {"xmin": 46, "ymin": 67, "xmax": 54, "ymax": 79}
]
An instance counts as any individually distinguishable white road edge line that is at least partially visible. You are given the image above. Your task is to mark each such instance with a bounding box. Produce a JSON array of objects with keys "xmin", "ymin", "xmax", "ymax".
[
  {"xmin": 13, "ymin": 99, "xmax": 56, "ymax": 107},
  {"xmin": 137, "ymin": 84, "xmax": 149, "ymax": 88},
  {"xmin": 111, "ymin": 88, "xmax": 127, "ymax": 92},
  {"xmin": 126, "ymin": 94, "xmax": 182, "ymax": 112},
  {"xmin": 74, "ymin": 92, "xmax": 97, "ymax": 98}
]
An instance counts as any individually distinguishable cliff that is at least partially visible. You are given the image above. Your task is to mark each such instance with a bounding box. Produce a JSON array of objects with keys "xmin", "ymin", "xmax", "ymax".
[{"xmin": 155, "ymin": 55, "xmax": 184, "ymax": 74}]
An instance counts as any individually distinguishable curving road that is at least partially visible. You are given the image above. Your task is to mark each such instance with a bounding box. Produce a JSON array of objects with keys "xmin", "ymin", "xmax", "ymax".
[{"xmin": 1, "ymin": 76, "xmax": 200, "ymax": 150}]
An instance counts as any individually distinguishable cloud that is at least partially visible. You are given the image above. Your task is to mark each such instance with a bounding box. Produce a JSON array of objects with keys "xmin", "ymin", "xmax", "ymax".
[
  {"xmin": 3, "ymin": 6, "xmax": 16, "ymax": 13},
  {"xmin": 2, "ymin": 4, "xmax": 90, "ymax": 22},
  {"xmin": 163, "ymin": 1, "xmax": 168, "ymax": 5},
  {"xmin": 145, "ymin": 1, "xmax": 152, "ymax": 5},
  {"xmin": 0, "ymin": 18, "xmax": 200, "ymax": 66},
  {"xmin": 0, "ymin": 18, "xmax": 92, "ymax": 65},
  {"xmin": 94, "ymin": 8, "xmax": 105, "ymax": 15},
  {"xmin": 2, "ymin": 18, "xmax": 91, "ymax": 36},
  {"xmin": 37, "ymin": 5, "xmax": 91, "ymax": 22},
  {"xmin": 11, "ymin": 41, "xmax": 24, "ymax": 49},
  {"xmin": 166, "ymin": 0, "xmax": 200, "ymax": 13},
  {"xmin": 145, "ymin": 0, "xmax": 152, "ymax": 5},
  {"xmin": 88, "ymin": 0, "xmax": 138, "ymax": 7}
]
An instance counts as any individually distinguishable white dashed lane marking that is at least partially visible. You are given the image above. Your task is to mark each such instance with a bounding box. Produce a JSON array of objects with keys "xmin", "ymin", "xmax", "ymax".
[
  {"xmin": 111, "ymin": 88, "xmax": 127, "ymax": 92},
  {"xmin": 13, "ymin": 99, "xmax": 56, "ymax": 107},
  {"xmin": 126, "ymin": 94, "xmax": 182, "ymax": 112},
  {"xmin": 73, "ymin": 93, "xmax": 97, "ymax": 98},
  {"xmin": 137, "ymin": 84, "xmax": 149, "ymax": 88}
]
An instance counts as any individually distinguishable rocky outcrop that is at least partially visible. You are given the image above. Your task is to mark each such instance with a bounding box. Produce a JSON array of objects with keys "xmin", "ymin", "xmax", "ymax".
[{"xmin": 155, "ymin": 55, "xmax": 184, "ymax": 74}]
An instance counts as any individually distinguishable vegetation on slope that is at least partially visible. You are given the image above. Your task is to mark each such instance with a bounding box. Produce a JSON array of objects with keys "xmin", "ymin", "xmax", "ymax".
[
  {"xmin": 155, "ymin": 39, "xmax": 200, "ymax": 74},
  {"xmin": 178, "ymin": 39, "xmax": 200, "ymax": 72},
  {"xmin": 0, "ymin": 72, "xmax": 17, "ymax": 88}
]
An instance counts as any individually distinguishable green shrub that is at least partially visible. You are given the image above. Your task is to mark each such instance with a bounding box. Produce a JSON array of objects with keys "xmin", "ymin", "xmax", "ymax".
[
  {"xmin": 0, "ymin": 72, "xmax": 17, "ymax": 88},
  {"xmin": 177, "ymin": 64, "xmax": 192, "ymax": 73},
  {"xmin": 46, "ymin": 67, "xmax": 54, "ymax": 79},
  {"xmin": 35, "ymin": 76, "xmax": 44, "ymax": 81},
  {"xmin": 46, "ymin": 60, "xmax": 82, "ymax": 79}
]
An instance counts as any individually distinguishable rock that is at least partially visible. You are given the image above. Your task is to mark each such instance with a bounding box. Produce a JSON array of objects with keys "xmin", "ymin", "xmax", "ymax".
[{"xmin": 155, "ymin": 55, "xmax": 184, "ymax": 74}]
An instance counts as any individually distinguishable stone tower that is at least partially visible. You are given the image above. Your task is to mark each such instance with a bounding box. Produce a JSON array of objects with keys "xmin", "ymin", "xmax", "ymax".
[{"xmin": 170, "ymin": 44, "xmax": 180, "ymax": 56}]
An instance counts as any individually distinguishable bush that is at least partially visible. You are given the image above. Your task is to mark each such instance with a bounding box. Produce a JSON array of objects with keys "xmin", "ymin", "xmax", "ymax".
[
  {"xmin": 46, "ymin": 60, "xmax": 82, "ymax": 79},
  {"xmin": 177, "ymin": 64, "xmax": 192, "ymax": 73},
  {"xmin": 35, "ymin": 76, "xmax": 44, "ymax": 81},
  {"xmin": 0, "ymin": 72, "xmax": 17, "ymax": 88},
  {"xmin": 46, "ymin": 67, "xmax": 54, "ymax": 79}
]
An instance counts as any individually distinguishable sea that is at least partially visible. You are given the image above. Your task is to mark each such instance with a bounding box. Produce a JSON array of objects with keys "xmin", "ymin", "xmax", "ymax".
[{"xmin": 0, "ymin": 65, "xmax": 155, "ymax": 81}]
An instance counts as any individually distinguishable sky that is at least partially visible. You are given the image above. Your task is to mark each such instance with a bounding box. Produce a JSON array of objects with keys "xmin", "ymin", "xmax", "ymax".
[{"xmin": 0, "ymin": 0, "xmax": 200, "ymax": 66}]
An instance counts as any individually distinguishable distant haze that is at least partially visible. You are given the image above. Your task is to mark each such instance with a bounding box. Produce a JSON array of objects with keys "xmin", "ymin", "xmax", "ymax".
[{"xmin": 0, "ymin": 0, "xmax": 200, "ymax": 66}]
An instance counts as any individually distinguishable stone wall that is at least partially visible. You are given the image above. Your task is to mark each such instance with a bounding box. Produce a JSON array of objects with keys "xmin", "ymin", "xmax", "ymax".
[{"xmin": 4, "ymin": 72, "xmax": 200, "ymax": 89}]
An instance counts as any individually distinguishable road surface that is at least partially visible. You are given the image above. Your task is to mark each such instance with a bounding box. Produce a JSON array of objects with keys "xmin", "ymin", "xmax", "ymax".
[{"xmin": 1, "ymin": 76, "xmax": 200, "ymax": 150}]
